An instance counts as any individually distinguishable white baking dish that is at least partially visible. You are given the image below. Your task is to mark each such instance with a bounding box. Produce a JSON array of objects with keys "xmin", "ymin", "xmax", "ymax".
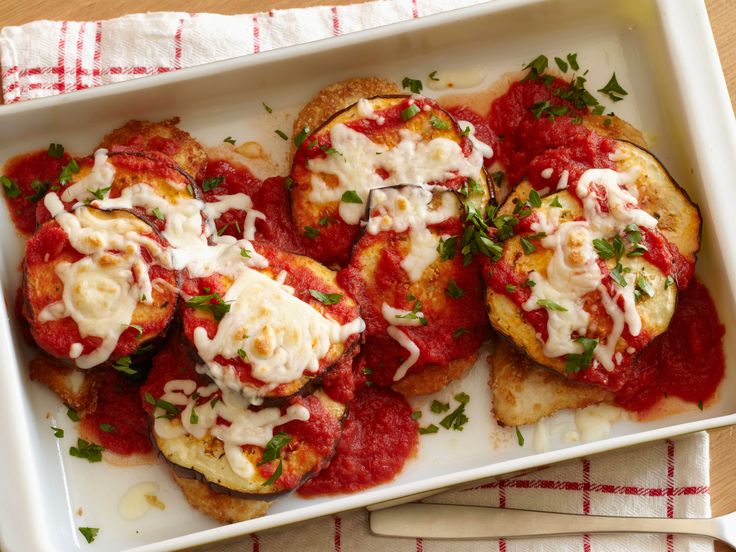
[{"xmin": 1, "ymin": 0, "xmax": 734, "ymax": 550}]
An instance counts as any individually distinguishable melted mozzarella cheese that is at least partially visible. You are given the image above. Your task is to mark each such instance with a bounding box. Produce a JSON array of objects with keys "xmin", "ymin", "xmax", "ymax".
[
  {"xmin": 381, "ymin": 303, "xmax": 425, "ymax": 327},
  {"xmin": 153, "ymin": 379, "xmax": 310, "ymax": 480},
  {"xmin": 386, "ymin": 326, "xmax": 420, "ymax": 381},
  {"xmin": 525, "ymin": 162, "xmax": 659, "ymax": 368},
  {"xmin": 457, "ymin": 120, "xmax": 494, "ymax": 159},
  {"xmin": 61, "ymin": 148, "xmax": 116, "ymax": 203},
  {"xmin": 365, "ymin": 187, "xmax": 458, "ymax": 282},
  {"xmin": 425, "ymin": 66, "xmax": 487, "ymax": 91},
  {"xmin": 307, "ymin": 122, "xmax": 485, "ymax": 224},
  {"xmin": 193, "ymin": 267, "xmax": 363, "ymax": 388}
]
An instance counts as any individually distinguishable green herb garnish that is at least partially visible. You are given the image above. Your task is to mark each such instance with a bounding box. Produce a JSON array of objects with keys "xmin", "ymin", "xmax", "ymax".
[
  {"xmin": 401, "ymin": 103, "xmax": 421, "ymax": 121},
  {"xmin": 341, "ymin": 190, "xmax": 362, "ymax": 204},
  {"xmin": 401, "ymin": 77, "xmax": 423, "ymax": 94},
  {"xmin": 0, "ymin": 175, "xmax": 20, "ymax": 198},
  {"xmin": 304, "ymin": 226, "xmax": 319, "ymax": 238},
  {"xmin": 70, "ymin": 439, "xmax": 104, "ymax": 463},
  {"xmin": 566, "ymin": 337, "xmax": 598, "ymax": 373},
  {"xmin": 309, "ymin": 289, "xmax": 342, "ymax": 305},
  {"xmin": 445, "ymin": 279, "xmax": 464, "ymax": 299},
  {"xmin": 48, "ymin": 143, "xmax": 64, "ymax": 158},
  {"xmin": 184, "ymin": 292, "xmax": 231, "ymax": 321},
  {"xmin": 275, "ymin": 129, "xmax": 289, "ymax": 141},
  {"xmin": 598, "ymin": 72, "xmax": 628, "ymax": 102},
  {"xmin": 537, "ymin": 299, "xmax": 567, "ymax": 311},
  {"xmin": 202, "ymin": 176, "xmax": 224, "ymax": 192},
  {"xmin": 78, "ymin": 527, "xmax": 99, "ymax": 544}
]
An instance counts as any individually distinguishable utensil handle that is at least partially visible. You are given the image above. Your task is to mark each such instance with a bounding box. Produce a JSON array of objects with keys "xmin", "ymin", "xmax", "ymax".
[{"xmin": 369, "ymin": 504, "xmax": 720, "ymax": 540}]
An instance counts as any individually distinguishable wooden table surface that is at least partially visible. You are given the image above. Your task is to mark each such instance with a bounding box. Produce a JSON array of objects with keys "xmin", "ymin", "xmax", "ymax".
[{"xmin": 0, "ymin": 0, "xmax": 734, "ymax": 547}]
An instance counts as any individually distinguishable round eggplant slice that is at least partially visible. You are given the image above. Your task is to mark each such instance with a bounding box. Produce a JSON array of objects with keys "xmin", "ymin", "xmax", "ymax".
[
  {"xmin": 97, "ymin": 118, "xmax": 207, "ymax": 180},
  {"xmin": 337, "ymin": 186, "xmax": 489, "ymax": 393},
  {"xmin": 181, "ymin": 241, "xmax": 363, "ymax": 403},
  {"xmin": 23, "ymin": 206, "xmax": 178, "ymax": 369},
  {"xmin": 36, "ymin": 149, "xmax": 200, "ymax": 234},
  {"xmin": 289, "ymin": 94, "xmax": 492, "ymax": 266},
  {"xmin": 143, "ymin": 340, "xmax": 348, "ymax": 497},
  {"xmin": 485, "ymin": 184, "xmax": 678, "ymax": 392}
]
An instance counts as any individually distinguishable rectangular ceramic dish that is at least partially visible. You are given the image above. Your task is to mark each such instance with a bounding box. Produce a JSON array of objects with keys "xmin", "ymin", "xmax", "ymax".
[{"xmin": 1, "ymin": 0, "xmax": 735, "ymax": 550}]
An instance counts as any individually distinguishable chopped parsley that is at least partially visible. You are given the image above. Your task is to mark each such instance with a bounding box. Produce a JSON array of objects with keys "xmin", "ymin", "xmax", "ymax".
[
  {"xmin": 99, "ymin": 423, "xmax": 116, "ymax": 433},
  {"xmin": 609, "ymin": 263, "xmax": 628, "ymax": 287},
  {"xmin": 283, "ymin": 176, "xmax": 294, "ymax": 191},
  {"xmin": 27, "ymin": 179, "xmax": 50, "ymax": 202},
  {"xmin": 69, "ymin": 439, "xmax": 104, "ymax": 463},
  {"xmin": 664, "ymin": 275, "xmax": 675, "ymax": 289},
  {"xmin": 401, "ymin": 77, "xmax": 423, "ymax": 94},
  {"xmin": 78, "ymin": 527, "xmax": 99, "ymax": 544},
  {"xmin": 428, "ymin": 70, "xmax": 439, "ymax": 81},
  {"xmin": 304, "ymin": 226, "xmax": 320, "ymax": 238},
  {"xmin": 567, "ymin": 52, "xmax": 579, "ymax": 71},
  {"xmin": 429, "ymin": 114, "xmax": 451, "ymax": 130},
  {"xmin": 430, "ymin": 400, "xmax": 450, "ymax": 414},
  {"xmin": 549, "ymin": 196, "xmax": 563, "ymax": 208},
  {"xmin": 309, "ymin": 289, "xmax": 343, "ymax": 305},
  {"xmin": 67, "ymin": 407, "xmax": 80, "ymax": 422},
  {"xmin": 437, "ymin": 236, "xmax": 458, "ymax": 261},
  {"xmin": 202, "ymin": 176, "xmax": 224, "ymax": 192},
  {"xmin": 554, "ymin": 56, "xmax": 568, "ymax": 73},
  {"xmin": 505, "ymin": 284, "xmax": 517, "ymax": 293},
  {"xmin": 240, "ymin": 248, "xmax": 251, "ymax": 258},
  {"xmin": 0, "ymin": 175, "xmax": 20, "ymax": 198},
  {"xmin": 320, "ymin": 144, "xmax": 341, "ymax": 156},
  {"xmin": 411, "ymin": 411, "xmax": 422, "ymax": 420},
  {"xmin": 318, "ymin": 216, "xmax": 336, "ymax": 226},
  {"xmin": 112, "ymin": 356, "xmax": 136, "ymax": 375},
  {"xmin": 274, "ymin": 129, "xmax": 289, "ymax": 141},
  {"xmin": 453, "ymin": 327, "xmax": 470, "ymax": 338},
  {"xmin": 520, "ymin": 236, "xmax": 536, "ymax": 254},
  {"xmin": 439, "ymin": 393, "xmax": 470, "ymax": 431},
  {"xmin": 144, "ymin": 392, "xmax": 179, "ymax": 419},
  {"xmin": 396, "ymin": 299, "xmax": 427, "ymax": 326},
  {"xmin": 294, "ymin": 126, "xmax": 310, "ymax": 148},
  {"xmin": 48, "ymin": 143, "xmax": 64, "ymax": 158},
  {"xmin": 184, "ymin": 292, "xmax": 231, "ymax": 321},
  {"xmin": 58, "ymin": 159, "xmax": 80, "ymax": 186},
  {"xmin": 598, "ymin": 72, "xmax": 628, "ymax": 102},
  {"xmin": 262, "ymin": 102, "xmax": 273, "ymax": 113},
  {"xmin": 566, "ymin": 337, "xmax": 598, "ymax": 373},
  {"xmin": 237, "ymin": 348, "xmax": 248, "ymax": 360},
  {"xmin": 151, "ymin": 207, "xmax": 165, "ymax": 221},
  {"xmin": 635, "ymin": 273, "xmax": 655, "ymax": 299},
  {"xmin": 522, "ymin": 54, "xmax": 549, "ymax": 81},
  {"xmin": 128, "ymin": 324, "xmax": 143, "ymax": 337},
  {"xmin": 523, "ymin": 278, "xmax": 536, "ymax": 287},
  {"xmin": 698, "ymin": 400, "xmax": 704, "ymax": 411},
  {"xmin": 401, "ymin": 103, "xmax": 421, "ymax": 121},
  {"xmin": 340, "ymin": 190, "xmax": 363, "ymax": 204},
  {"xmin": 51, "ymin": 426, "xmax": 64, "ymax": 438},
  {"xmin": 537, "ymin": 299, "xmax": 567, "ymax": 312},
  {"xmin": 515, "ymin": 426, "xmax": 525, "ymax": 446},
  {"xmin": 258, "ymin": 432, "xmax": 291, "ymax": 486},
  {"xmin": 445, "ymin": 279, "xmax": 464, "ymax": 299},
  {"xmin": 529, "ymin": 100, "xmax": 569, "ymax": 121},
  {"xmin": 458, "ymin": 177, "xmax": 482, "ymax": 197},
  {"xmin": 223, "ymin": 136, "xmax": 237, "ymax": 145},
  {"xmin": 593, "ymin": 236, "xmax": 624, "ymax": 260},
  {"xmin": 418, "ymin": 424, "xmax": 439, "ymax": 435},
  {"xmin": 88, "ymin": 186, "xmax": 111, "ymax": 200}
]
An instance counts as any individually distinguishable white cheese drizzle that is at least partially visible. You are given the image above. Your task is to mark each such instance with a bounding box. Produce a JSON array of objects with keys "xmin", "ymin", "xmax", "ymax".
[
  {"xmin": 153, "ymin": 379, "xmax": 310, "ymax": 480},
  {"xmin": 386, "ymin": 326, "xmax": 420, "ymax": 382},
  {"xmin": 523, "ymin": 162, "xmax": 659, "ymax": 370},
  {"xmin": 307, "ymin": 122, "xmax": 485, "ymax": 224},
  {"xmin": 60, "ymin": 148, "xmax": 116, "ymax": 203},
  {"xmin": 365, "ymin": 187, "xmax": 458, "ymax": 282},
  {"xmin": 193, "ymin": 267, "xmax": 364, "ymax": 389}
]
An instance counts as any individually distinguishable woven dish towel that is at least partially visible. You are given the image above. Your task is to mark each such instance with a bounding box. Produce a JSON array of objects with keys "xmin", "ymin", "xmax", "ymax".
[{"xmin": 0, "ymin": 2, "xmax": 714, "ymax": 551}]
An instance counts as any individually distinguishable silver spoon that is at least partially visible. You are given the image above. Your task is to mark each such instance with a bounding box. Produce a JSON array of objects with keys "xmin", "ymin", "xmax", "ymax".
[{"xmin": 369, "ymin": 504, "xmax": 736, "ymax": 547}]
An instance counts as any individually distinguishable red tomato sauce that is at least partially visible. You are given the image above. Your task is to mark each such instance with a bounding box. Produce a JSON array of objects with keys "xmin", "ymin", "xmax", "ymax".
[
  {"xmin": 487, "ymin": 79, "xmax": 614, "ymax": 189},
  {"xmin": 297, "ymin": 385, "xmax": 418, "ymax": 496},
  {"xmin": 252, "ymin": 176, "xmax": 308, "ymax": 255},
  {"xmin": 80, "ymin": 370, "xmax": 152, "ymax": 456},
  {"xmin": 615, "ymin": 280, "xmax": 725, "ymax": 412},
  {"xmin": 338, "ymin": 224, "xmax": 489, "ymax": 386},
  {"xmin": 2, "ymin": 149, "xmax": 71, "ymax": 234}
]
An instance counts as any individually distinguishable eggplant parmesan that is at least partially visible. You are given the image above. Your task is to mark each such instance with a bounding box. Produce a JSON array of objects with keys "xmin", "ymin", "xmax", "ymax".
[
  {"xmin": 97, "ymin": 118, "xmax": 207, "ymax": 180},
  {"xmin": 181, "ymin": 242, "xmax": 364, "ymax": 402},
  {"xmin": 289, "ymin": 95, "xmax": 493, "ymax": 266},
  {"xmin": 338, "ymin": 186, "xmax": 489, "ymax": 393},
  {"xmin": 143, "ymin": 338, "xmax": 347, "ymax": 497},
  {"xmin": 23, "ymin": 200, "xmax": 178, "ymax": 369}
]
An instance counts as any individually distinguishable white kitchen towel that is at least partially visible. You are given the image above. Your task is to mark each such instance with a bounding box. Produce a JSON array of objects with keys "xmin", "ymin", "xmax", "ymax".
[{"xmin": 0, "ymin": 3, "xmax": 714, "ymax": 551}]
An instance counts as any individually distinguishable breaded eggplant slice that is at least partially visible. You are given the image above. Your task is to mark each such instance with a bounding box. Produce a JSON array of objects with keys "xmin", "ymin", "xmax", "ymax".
[
  {"xmin": 181, "ymin": 241, "xmax": 363, "ymax": 403},
  {"xmin": 290, "ymin": 95, "xmax": 492, "ymax": 266},
  {"xmin": 36, "ymin": 149, "xmax": 199, "ymax": 235},
  {"xmin": 98, "ymin": 118, "xmax": 207, "ymax": 179},
  {"xmin": 28, "ymin": 355, "xmax": 104, "ymax": 415},
  {"xmin": 485, "ymin": 184, "xmax": 678, "ymax": 392},
  {"xmin": 143, "ymin": 340, "xmax": 348, "ymax": 497},
  {"xmin": 292, "ymin": 77, "xmax": 401, "ymax": 151},
  {"xmin": 337, "ymin": 186, "xmax": 489, "ymax": 393},
  {"xmin": 23, "ymin": 206, "xmax": 178, "ymax": 369},
  {"xmin": 489, "ymin": 339, "xmax": 612, "ymax": 427},
  {"xmin": 171, "ymin": 473, "xmax": 271, "ymax": 524}
]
